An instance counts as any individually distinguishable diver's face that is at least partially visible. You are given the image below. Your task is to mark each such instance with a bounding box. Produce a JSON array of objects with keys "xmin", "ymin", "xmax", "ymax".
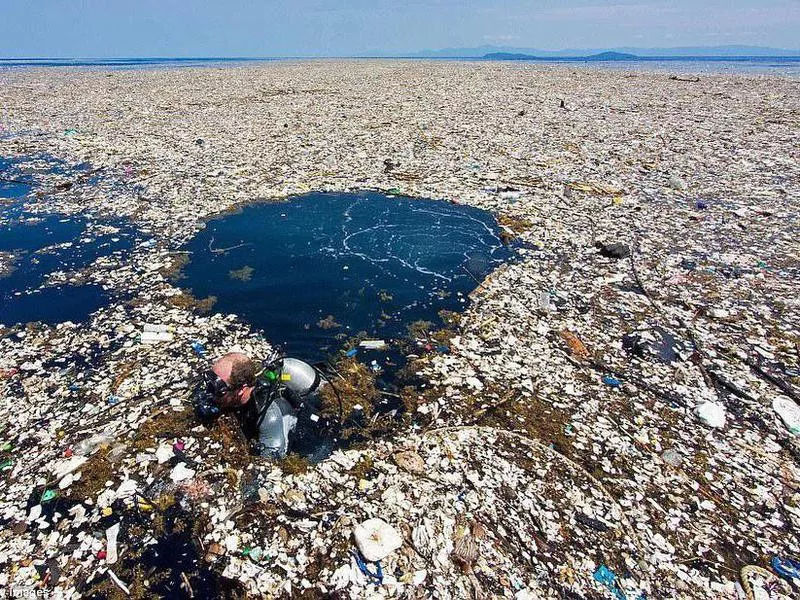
[{"xmin": 218, "ymin": 384, "xmax": 254, "ymax": 408}]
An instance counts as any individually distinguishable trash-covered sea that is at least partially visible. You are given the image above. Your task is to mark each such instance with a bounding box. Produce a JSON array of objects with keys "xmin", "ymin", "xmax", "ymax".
[
  {"xmin": 1, "ymin": 61, "xmax": 799, "ymax": 599},
  {"xmin": 2, "ymin": 154, "xmax": 520, "ymax": 464}
]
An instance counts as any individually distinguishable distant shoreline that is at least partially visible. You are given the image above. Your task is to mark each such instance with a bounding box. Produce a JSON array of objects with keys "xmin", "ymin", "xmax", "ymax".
[
  {"xmin": 481, "ymin": 52, "xmax": 800, "ymax": 62},
  {"xmin": 1, "ymin": 56, "xmax": 798, "ymax": 78},
  {"xmin": 2, "ymin": 55, "xmax": 800, "ymax": 64}
]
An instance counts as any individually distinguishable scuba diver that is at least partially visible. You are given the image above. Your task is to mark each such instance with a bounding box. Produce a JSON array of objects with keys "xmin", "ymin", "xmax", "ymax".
[{"xmin": 193, "ymin": 351, "xmax": 327, "ymax": 458}]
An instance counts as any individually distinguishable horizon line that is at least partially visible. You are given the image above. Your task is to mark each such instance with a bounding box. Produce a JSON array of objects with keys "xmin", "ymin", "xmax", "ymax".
[
  {"xmin": 3, "ymin": 54, "xmax": 800, "ymax": 61},
  {"xmin": 2, "ymin": 43, "xmax": 800, "ymax": 62}
]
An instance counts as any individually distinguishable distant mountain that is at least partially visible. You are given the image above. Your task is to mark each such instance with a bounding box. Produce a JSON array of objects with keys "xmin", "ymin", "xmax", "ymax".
[
  {"xmin": 407, "ymin": 45, "xmax": 800, "ymax": 59},
  {"xmin": 483, "ymin": 52, "xmax": 541, "ymax": 61},
  {"xmin": 485, "ymin": 51, "xmax": 638, "ymax": 61},
  {"xmin": 586, "ymin": 52, "xmax": 638, "ymax": 61}
]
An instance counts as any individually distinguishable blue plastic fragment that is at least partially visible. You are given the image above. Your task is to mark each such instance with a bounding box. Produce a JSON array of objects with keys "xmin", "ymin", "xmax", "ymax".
[
  {"xmin": 772, "ymin": 556, "xmax": 800, "ymax": 581},
  {"xmin": 107, "ymin": 395, "xmax": 121, "ymax": 406},
  {"xmin": 436, "ymin": 345, "xmax": 450, "ymax": 353},
  {"xmin": 593, "ymin": 565, "xmax": 625, "ymax": 600},
  {"xmin": 696, "ymin": 200, "xmax": 708, "ymax": 210},
  {"xmin": 191, "ymin": 340, "xmax": 206, "ymax": 356},
  {"xmin": 352, "ymin": 550, "xmax": 383, "ymax": 585},
  {"xmin": 602, "ymin": 375, "xmax": 621, "ymax": 388},
  {"xmin": 594, "ymin": 564, "xmax": 616, "ymax": 586},
  {"xmin": 345, "ymin": 348, "xmax": 358, "ymax": 358}
]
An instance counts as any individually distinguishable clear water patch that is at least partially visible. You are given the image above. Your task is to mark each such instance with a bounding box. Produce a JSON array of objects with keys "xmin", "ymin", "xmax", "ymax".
[
  {"xmin": 0, "ymin": 156, "xmax": 36, "ymax": 201},
  {"xmin": 1, "ymin": 156, "xmax": 138, "ymax": 326},
  {"xmin": 179, "ymin": 191, "xmax": 515, "ymax": 365}
]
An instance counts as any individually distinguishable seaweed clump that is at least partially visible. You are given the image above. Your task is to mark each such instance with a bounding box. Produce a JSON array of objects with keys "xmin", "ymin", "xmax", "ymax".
[
  {"xmin": 497, "ymin": 214, "xmax": 534, "ymax": 244},
  {"xmin": 318, "ymin": 358, "xmax": 378, "ymax": 423},
  {"xmin": 316, "ymin": 315, "xmax": 341, "ymax": 330},
  {"xmin": 228, "ymin": 266, "xmax": 254, "ymax": 282},
  {"xmin": 167, "ymin": 292, "xmax": 218, "ymax": 314},
  {"xmin": 158, "ymin": 252, "xmax": 190, "ymax": 281},
  {"xmin": 316, "ymin": 356, "xmax": 415, "ymax": 448}
]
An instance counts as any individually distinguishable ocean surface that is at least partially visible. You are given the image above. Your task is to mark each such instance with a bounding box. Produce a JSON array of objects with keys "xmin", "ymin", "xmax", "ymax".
[
  {"xmin": 482, "ymin": 55, "xmax": 800, "ymax": 77},
  {"xmin": 0, "ymin": 57, "xmax": 277, "ymax": 70},
  {"xmin": 0, "ymin": 56, "xmax": 798, "ymax": 76},
  {"xmin": 0, "ymin": 155, "xmax": 139, "ymax": 325},
  {"xmin": 179, "ymin": 191, "xmax": 515, "ymax": 364}
]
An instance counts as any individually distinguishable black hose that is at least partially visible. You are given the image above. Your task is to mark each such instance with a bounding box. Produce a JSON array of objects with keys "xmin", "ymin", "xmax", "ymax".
[{"xmin": 314, "ymin": 364, "xmax": 345, "ymax": 425}]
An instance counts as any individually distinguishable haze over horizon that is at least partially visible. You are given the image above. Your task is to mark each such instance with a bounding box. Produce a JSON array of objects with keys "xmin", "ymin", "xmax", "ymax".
[{"xmin": 1, "ymin": 0, "xmax": 799, "ymax": 58}]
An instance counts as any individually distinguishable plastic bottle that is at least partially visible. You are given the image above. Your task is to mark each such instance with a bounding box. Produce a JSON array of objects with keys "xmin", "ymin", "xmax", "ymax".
[
  {"xmin": 143, "ymin": 323, "xmax": 173, "ymax": 333},
  {"xmin": 141, "ymin": 330, "xmax": 174, "ymax": 344},
  {"xmin": 74, "ymin": 433, "xmax": 114, "ymax": 456}
]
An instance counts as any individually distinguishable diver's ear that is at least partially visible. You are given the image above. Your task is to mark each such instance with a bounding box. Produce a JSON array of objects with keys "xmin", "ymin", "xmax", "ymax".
[{"xmin": 238, "ymin": 385, "xmax": 254, "ymax": 404}]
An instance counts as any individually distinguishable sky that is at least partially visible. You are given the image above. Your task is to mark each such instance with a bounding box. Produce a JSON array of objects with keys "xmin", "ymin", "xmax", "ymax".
[{"xmin": 1, "ymin": 0, "xmax": 798, "ymax": 57}]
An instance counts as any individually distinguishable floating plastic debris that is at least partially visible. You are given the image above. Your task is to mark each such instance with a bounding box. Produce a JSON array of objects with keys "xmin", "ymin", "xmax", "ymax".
[{"xmin": 353, "ymin": 518, "xmax": 403, "ymax": 562}]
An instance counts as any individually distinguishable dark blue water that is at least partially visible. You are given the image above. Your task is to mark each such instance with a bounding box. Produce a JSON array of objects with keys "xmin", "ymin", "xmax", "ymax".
[
  {"xmin": 0, "ymin": 57, "xmax": 278, "ymax": 70},
  {"xmin": 478, "ymin": 56, "xmax": 800, "ymax": 76},
  {"xmin": 180, "ymin": 192, "xmax": 513, "ymax": 363},
  {"xmin": 0, "ymin": 157, "xmax": 35, "ymax": 199},
  {"xmin": 1, "ymin": 156, "xmax": 138, "ymax": 325},
  {"xmin": 0, "ymin": 56, "xmax": 797, "ymax": 76}
]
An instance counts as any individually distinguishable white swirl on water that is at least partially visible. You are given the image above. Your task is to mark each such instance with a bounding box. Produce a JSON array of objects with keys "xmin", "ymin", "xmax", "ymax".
[{"xmin": 337, "ymin": 197, "xmax": 505, "ymax": 282}]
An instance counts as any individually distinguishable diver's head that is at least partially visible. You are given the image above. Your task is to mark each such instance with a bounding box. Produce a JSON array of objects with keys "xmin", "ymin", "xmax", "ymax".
[{"xmin": 210, "ymin": 352, "xmax": 257, "ymax": 407}]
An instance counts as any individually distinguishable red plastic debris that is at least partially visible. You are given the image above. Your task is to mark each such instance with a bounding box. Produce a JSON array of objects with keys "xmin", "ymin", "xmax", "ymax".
[{"xmin": 97, "ymin": 550, "xmax": 107, "ymax": 560}]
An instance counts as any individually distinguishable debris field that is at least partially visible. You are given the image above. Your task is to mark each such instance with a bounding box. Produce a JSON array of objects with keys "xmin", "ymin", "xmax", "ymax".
[{"xmin": 0, "ymin": 61, "xmax": 799, "ymax": 598}]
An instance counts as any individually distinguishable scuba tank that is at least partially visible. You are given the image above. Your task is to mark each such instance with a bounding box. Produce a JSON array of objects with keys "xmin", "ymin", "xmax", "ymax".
[
  {"xmin": 255, "ymin": 357, "xmax": 325, "ymax": 458},
  {"xmin": 280, "ymin": 358, "xmax": 321, "ymax": 399}
]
